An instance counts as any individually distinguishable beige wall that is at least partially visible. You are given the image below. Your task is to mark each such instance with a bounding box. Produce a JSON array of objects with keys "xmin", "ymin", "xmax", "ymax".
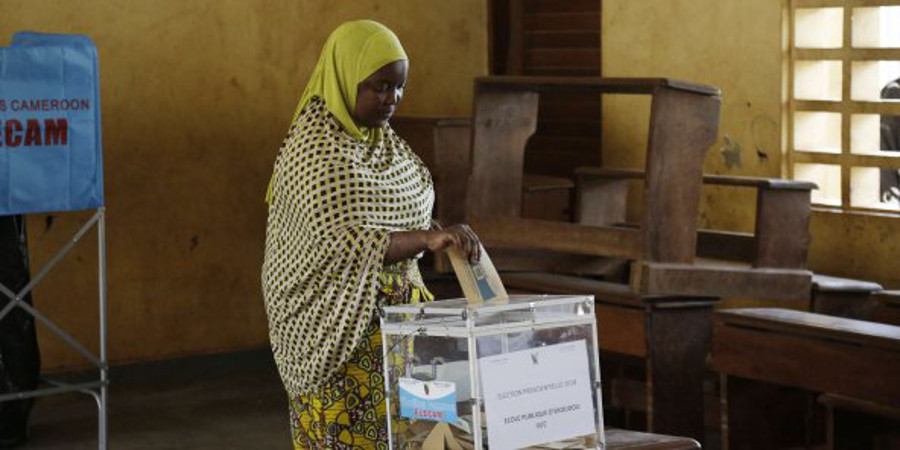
[
  {"xmin": 603, "ymin": 0, "xmax": 899, "ymax": 289},
  {"xmin": 0, "ymin": 1, "xmax": 487, "ymax": 370}
]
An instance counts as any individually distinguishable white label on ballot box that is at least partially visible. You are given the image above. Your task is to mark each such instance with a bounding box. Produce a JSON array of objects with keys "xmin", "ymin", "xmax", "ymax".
[{"xmin": 480, "ymin": 340, "xmax": 595, "ymax": 450}]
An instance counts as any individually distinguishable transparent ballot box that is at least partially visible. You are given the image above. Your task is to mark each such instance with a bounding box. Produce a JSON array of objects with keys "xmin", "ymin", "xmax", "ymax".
[{"xmin": 380, "ymin": 295, "xmax": 605, "ymax": 450}]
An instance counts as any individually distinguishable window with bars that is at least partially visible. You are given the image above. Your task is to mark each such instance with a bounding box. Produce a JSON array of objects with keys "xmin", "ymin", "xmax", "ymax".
[{"xmin": 789, "ymin": 1, "xmax": 900, "ymax": 213}]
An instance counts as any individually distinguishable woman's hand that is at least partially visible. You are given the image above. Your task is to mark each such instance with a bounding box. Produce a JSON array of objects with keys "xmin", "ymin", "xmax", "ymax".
[
  {"xmin": 423, "ymin": 224, "xmax": 481, "ymax": 263},
  {"xmin": 383, "ymin": 223, "xmax": 482, "ymax": 265}
]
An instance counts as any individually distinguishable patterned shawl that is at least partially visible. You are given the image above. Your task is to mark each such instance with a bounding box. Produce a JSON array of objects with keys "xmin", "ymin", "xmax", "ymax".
[{"xmin": 262, "ymin": 97, "xmax": 434, "ymax": 395}]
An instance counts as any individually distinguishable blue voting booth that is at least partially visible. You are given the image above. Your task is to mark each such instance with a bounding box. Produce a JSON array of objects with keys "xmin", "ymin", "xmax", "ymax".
[{"xmin": 0, "ymin": 32, "xmax": 108, "ymax": 448}]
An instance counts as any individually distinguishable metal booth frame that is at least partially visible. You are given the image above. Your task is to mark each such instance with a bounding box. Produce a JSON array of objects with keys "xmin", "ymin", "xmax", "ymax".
[{"xmin": 0, "ymin": 208, "xmax": 108, "ymax": 449}]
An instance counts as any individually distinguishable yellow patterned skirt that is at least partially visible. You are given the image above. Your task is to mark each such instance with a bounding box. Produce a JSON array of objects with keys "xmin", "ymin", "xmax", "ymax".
[{"xmin": 289, "ymin": 268, "xmax": 433, "ymax": 449}]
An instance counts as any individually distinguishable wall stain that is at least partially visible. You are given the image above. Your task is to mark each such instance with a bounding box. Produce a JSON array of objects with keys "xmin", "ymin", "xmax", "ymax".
[
  {"xmin": 44, "ymin": 215, "xmax": 55, "ymax": 233},
  {"xmin": 190, "ymin": 235, "xmax": 199, "ymax": 251},
  {"xmin": 718, "ymin": 113, "xmax": 778, "ymax": 170},
  {"xmin": 751, "ymin": 114, "xmax": 777, "ymax": 162},
  {"xmin": 720, "ymin": 134, "xmax": 742, "ymax": 169}
]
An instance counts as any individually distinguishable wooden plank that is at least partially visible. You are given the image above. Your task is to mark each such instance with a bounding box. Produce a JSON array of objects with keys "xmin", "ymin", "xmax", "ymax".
[
  {"xmin": 506, "ymin": 0, "xmax": 525, "ymax": 75},
  {"xmin": 390, "ymin": 117, "xmax": 473, "ymax": 225},
  {"xmin": 471, "ymin": 217, "xmax": 643, "ymax": 259},
  {"xmin": 813, "ymin": 274, "xmax": 883, "ymax": 293},
  {"xmin": 795, "ymin": 99, "xmax": 900, "ymax": 116},
  {"xmin": 466, "ymin": 89, "xmax": 539, "ymax": 218},
  {"xmin": 598, "ymin": 304, "xmax": 648, "ymax": 357},
  {"xmin": 642, "ymin": 88, "xmax": 721, "ymax": 263},
  {"xmin": 713, "ymin": 313, "xmax": 900, "ymax": 407},
  {"xmin": 819, "ymin": 393, "xmax": 900, "ymax": 422},
  {"xmin": 526, "ymin": 30, "xmax": 601, "ymax": 49},
  {"xmin": 522, "ymin": 0, "xmax": 599, "ymax": 14},
  {"xmin": 606, "ymin": 428, "xmax": 700, "ymax": 450},
  {"xmin": 575, "ymin": 174, "xmax": 629, "ymax": 226},
  {"xmin": 475, "ymin": 76, "xmax": 721, "ymax": 96},
  {"xmin": 501, "ymin": 271, "xmax": 635, "ymax": 305},
  {"xmin": 754, "ymin": 188, "xmax": 811, "ymax": 268},
  {"xmin": 873, "ymin": 291, "xmax": 900, "ymax": 326},
  {"xmin": 527, "ymin": 135, "xmax": 602, "ymax": 152},
  {"xmin": 876, "ymin": 291, "xmax": 900, "ymax": 307},
  {"xmin": 488, "ymin": 248, "xmax": 628, "ymax": 277},
  {"xmin": 432, "ymin": 123, "xmax": 473, "ymax": 225},
  {"xmin": 704, "ymin": 174, "xmax": 816, "ymax": 190},
  {"xmin": 646, "ymin": 305, "xmax": 713, "ymax": 440},
  {"xmin": 526, "ymin": 48, "xmax": 600, "ymax": 68},
  {"xmin": 521, "ymin": 186, "xmax": 570, "ymax": 221},
  {"xmin": 521, "ymin": 173, "xmax": 574, "ymax": 192},
  {"xmin": 524, "ymin": 12, "xmax": 599, "ymax": 31},
  {"xmin": 535, "ymin": 119, "xmax": 603, "ymax": 137},
  {"xmin": 538, "ymin": 101, "xmax": 602, "ymax": 122},
  {"xmin": 525, "ymin": 66, "xmax": 600, "ymax": 76},
  {"xmin": 575, "ymin": 167, "xmax": 816, "ymax": 190},
  {"xmin": 524, "ymin": 147, "xmax": 602, "ymax": 177},
  {"xmin": 717, "ymin": 308, "xmax": 900, "ymax": 352},
  {"xmin": 634, "ymin": 262, "xmax": 812, "ymax": 300},
  {"xmin": 695, "ymin": 230, "xmax": 756, "ymax": 263}
]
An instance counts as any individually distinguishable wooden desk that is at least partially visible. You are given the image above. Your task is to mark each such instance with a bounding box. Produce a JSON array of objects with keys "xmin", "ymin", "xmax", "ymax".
[
  {"xmin": 712, "ymin": 308, "xmax": 900, "ymax": 449},
  {"xmin": 504, "ymin": 272, "xmax": 718, "ymax": 444},
  {"xmin": 463, "ymin": 76, "xmax": 813, "ymax": 301},
  {"xmin": 811, "ymin": 274, "xmax": 883, "ymax": 319}
]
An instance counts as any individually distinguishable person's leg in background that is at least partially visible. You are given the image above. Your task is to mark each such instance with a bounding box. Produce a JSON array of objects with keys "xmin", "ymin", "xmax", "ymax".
[{"xmin": 0, "ymin": 215, "xmax": 41, "ymax": 447}]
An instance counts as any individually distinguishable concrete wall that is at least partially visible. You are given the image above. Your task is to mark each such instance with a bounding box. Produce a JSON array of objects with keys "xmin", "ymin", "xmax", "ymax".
[
  {"xmin": 603, "ymin": 0, "xmax": 899, "ymax": 289},
  {"xmin": 0, "ymin": 0, "xmax": 487, "ymax": 370}
]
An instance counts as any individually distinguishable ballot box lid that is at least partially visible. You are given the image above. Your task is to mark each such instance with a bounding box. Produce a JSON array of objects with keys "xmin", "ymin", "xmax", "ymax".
[{"xmin": 383, "ymin": 294, "xmax": 592, "ymax": 316}]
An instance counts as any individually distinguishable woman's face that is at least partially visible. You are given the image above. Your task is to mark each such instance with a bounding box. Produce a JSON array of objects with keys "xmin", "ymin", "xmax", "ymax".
[{"xmin": 354, "ymin": 59, "xmax": 408, "ymax": 128}]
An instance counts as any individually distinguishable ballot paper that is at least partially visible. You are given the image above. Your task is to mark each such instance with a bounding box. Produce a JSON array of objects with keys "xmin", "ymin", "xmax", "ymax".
[{"xmin": 447, "ymin": 245, "xmax": 508, "ymax": 305}]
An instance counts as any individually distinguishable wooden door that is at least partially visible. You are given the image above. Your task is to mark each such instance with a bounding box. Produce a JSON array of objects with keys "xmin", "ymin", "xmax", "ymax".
[{"xmin": 490, "ymin": 0, "xmax": 603, "ymax": 178}]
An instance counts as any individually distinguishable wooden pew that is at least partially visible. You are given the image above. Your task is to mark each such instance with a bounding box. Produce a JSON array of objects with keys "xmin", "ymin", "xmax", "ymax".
[
  {"xmin": 503, "ymin": 271, "xmax": 718, "ymax": 443},
  {"xmin": 712, "ymin": 308, "xmax": 900, "ymax": 449}
]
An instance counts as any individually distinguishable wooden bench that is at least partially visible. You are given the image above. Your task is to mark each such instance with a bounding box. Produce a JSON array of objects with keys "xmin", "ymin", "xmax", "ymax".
[
  {"xmin": 872, "ymin": 290, "xmax": 900, "ymax": 326},
  {"xmin": 811, "ymin": 274, "xmax": 883, "ymax": 320},
  {"xmin": 462, "ymin": 76, "xmax": 815, "ymax": 301},
  {"xmin": 392, "ymin": 117, "xmax": 626, "ymax": 277},
  {"xmin": 575, "ymin": 167, "xmax": 815, "ymax": 275},
  {"xmin": 712, "ymin": 308, "xmax": 900, "ymax": 449},
  {"xmin": 503, "ymin": 271, "xmax": 718, "ymax": 444}
]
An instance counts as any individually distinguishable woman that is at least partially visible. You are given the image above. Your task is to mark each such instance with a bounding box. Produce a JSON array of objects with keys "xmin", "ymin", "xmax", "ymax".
[{"xmin": 262, "ymin": 20, "xmax": 480, "ymax": 449}]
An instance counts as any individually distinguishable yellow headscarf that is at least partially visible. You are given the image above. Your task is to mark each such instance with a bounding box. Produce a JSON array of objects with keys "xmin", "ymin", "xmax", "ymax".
[
  {"xmin": 294, "ymin": 20, "xmax": 407, "ymax": 144},
  {"xmin": 266, "ymin": 20, "xmax": 407, "ymax": 203}
]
